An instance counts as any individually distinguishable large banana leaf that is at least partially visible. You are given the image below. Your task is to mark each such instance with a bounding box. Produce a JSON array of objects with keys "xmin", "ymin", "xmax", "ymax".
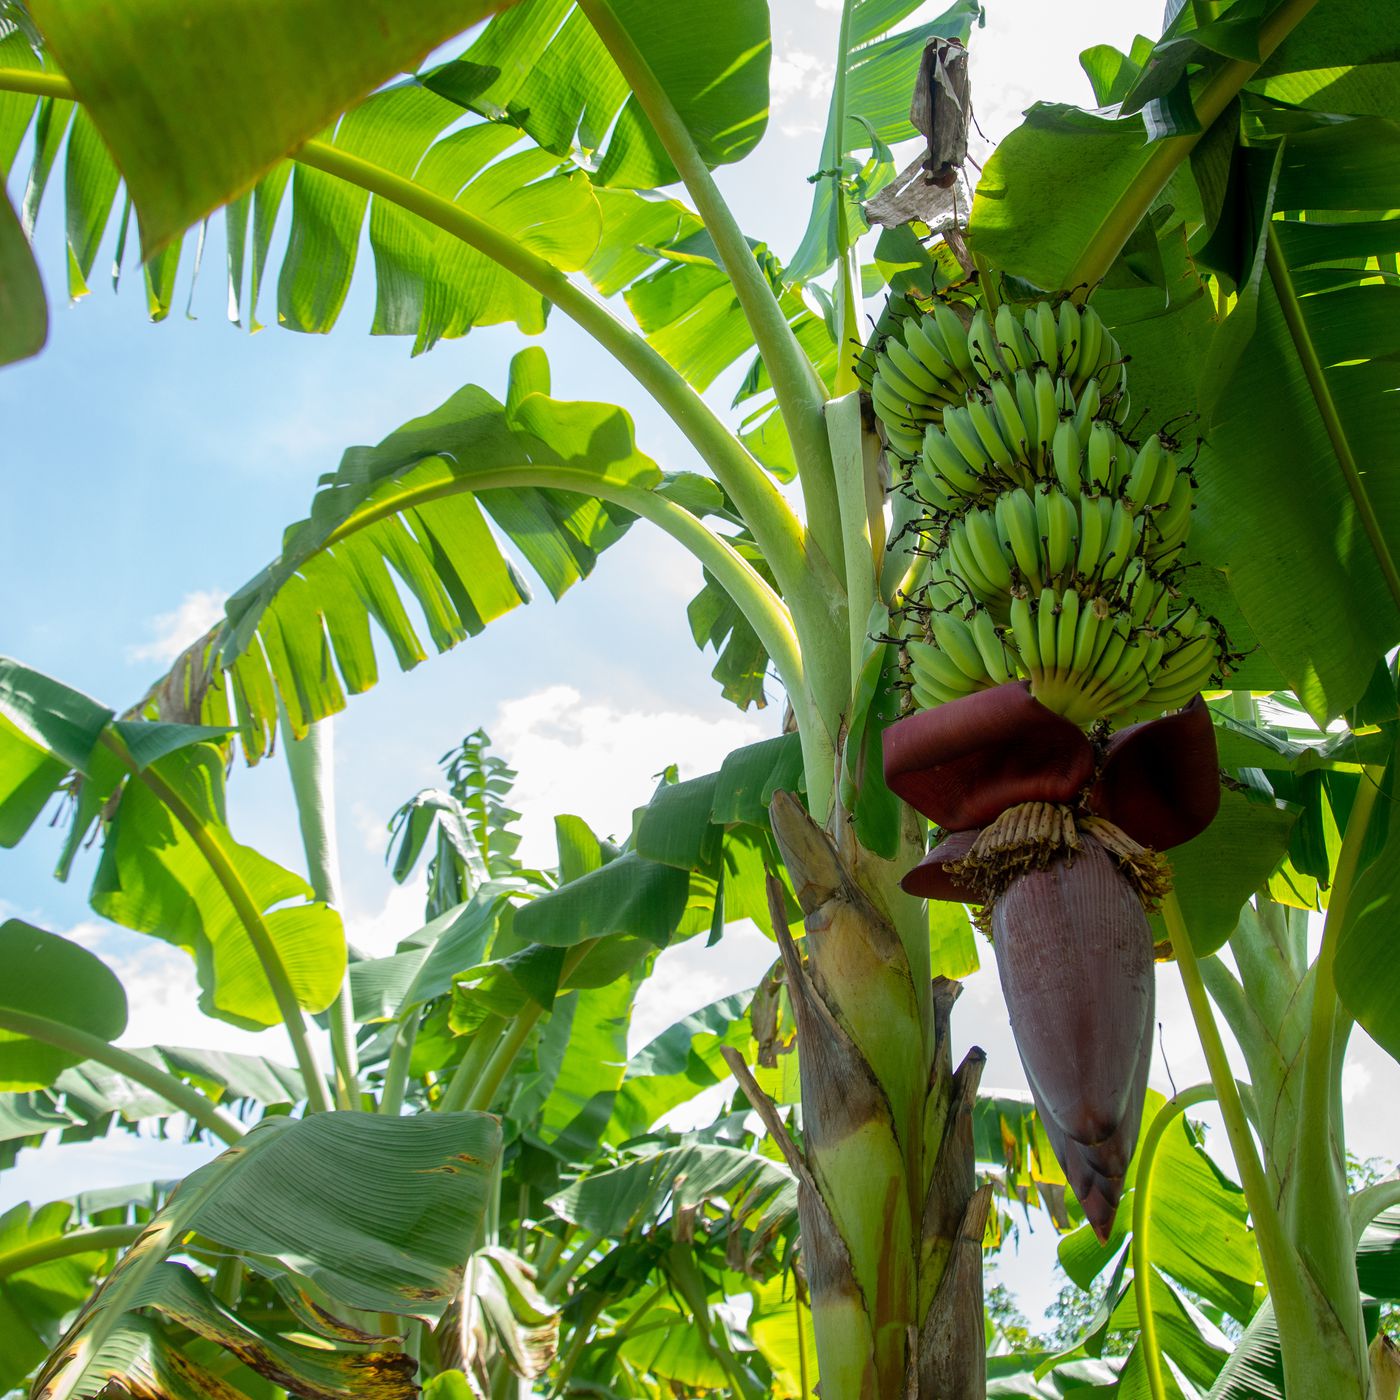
[
  {"xmin": 25, "ymin": 0, "xmax": 520, "ymax": 254},
  {"xmin": 146, "ymin": 351, "xmax": 656, "ymax": 761},
  {"xmin": 549, "ymin": 1141, "xmax": 797, "ymax": 1245},
  {"xmin": 0, "ymin": 1200, "xmax": 127, "ymax": 1393},
  {"xmin": 34, "ymin": 1110, "xmax": 501, "ymax": 1400},
  {"xmin": 786, "ymin": 0, "xmax": 980, "ymax": 284},
  {"xmin": 0, "ymin": 921, "xmax": 126, "ymax": 1091},
  {"xmin": 968, "ymin": 4, "xmax": 1400, "ymax": 725},
  {"xmin": 0, "ymin": 1044, "xmax": 310, "ymax": 1173},
  {"xmin": 0, "ymin": 180, "xmax": 43, "ymax": 364},
  {"xmin": 0, "ymin": 660, "xmax": 346, "ymax": 1030},
  {"xmin": 1192, "ymin": 114, "xmax": 1400, "ymax": 724},
  {"xmin": 967, "ymin": 0, "xmax": 1347, "ymax": 290},
  {"xmin": 420, "ymin": 0, "xmax": 770, "ymax": 188},
  {"xmin": 610, "ymin": 990, "xmax": 754, "ymax": 1142}
]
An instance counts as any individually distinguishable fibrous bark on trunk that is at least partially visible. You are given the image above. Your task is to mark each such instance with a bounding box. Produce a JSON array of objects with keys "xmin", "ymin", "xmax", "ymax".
[{"xmin": 724, "ymin": 792, "xmax": 987, "ymax": 1398}]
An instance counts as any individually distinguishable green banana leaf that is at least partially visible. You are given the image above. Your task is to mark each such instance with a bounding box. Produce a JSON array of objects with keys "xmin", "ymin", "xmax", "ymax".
[
  {"xmin": 142, "ymin": 350, "xmax": 656, "ymax": 761},
  {"xmin": 0, "ymin": 181, "xmax": 44, "ymax": 365},
  {"xmin": 26, "ymin": 0, "xmax": 519, "ymax": 254},
  {"xmin": 548, "ymin": 1141, "xmax": 797, "ymax": 1245},
  {"xmin": 0, "ymin": 921, "xmax": 126, "ymax": 1091},
  {"xmin": 33, "ymin": 1110, "xmax": 501, "ymax": 1400},
  {"xmin": 0, "ymin": 661, "xmax": 347, "ymax": 1029},
  {"xmin": 0, "ymin": 1200, "xmax": 126, "ymax": 1392},
  {"xmin": 420, "ymin": 0, "xmax": 770, "ymax": 189}
]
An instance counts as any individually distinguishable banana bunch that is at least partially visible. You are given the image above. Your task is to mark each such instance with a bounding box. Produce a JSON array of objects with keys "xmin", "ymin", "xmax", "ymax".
[
  {"xmin": 881, "ymin": 294, "xmax": 1224, "ymax": 728},
  {"xmin": 873, "ymin": 299, "xmax": 1125, "ymax": 461},
  {"xmin": 905, "ymin": 584, "xmax": 1220, "ymax": 726},
  {"xmin": 939, "ymin": 480, "xmax": 1188, "ymax": 616},
  {"xmin": 906, "ymin": 607, "xmax": 1017, "ymax": 708}
]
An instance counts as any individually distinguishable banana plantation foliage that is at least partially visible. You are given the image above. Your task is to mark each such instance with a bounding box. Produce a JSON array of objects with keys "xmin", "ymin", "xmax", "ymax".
[{"xmin": 1, "ymin": 0, "xmax": 1399, "ymax": 1396}]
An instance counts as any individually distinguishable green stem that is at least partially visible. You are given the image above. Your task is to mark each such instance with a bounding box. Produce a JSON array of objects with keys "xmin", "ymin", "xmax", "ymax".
[
  {"xmin": 826, "ymin": 391, "xmax": 880, "ymax": 686},
  {"xmin": 1351, "ymin": 1179, "xmax": 1400, "ymax": 1239},
  {"xmin": 464, "ymin": 1006, "xmax": 542, "ymax": 1114},
  {"xmin": 0, "ymin": 1008, "xmax": 242, "ymax": 1145},
  {"xmin": 572, "ymin": 0, "xmax": 844, "ymax": 583},
  {"xmin": 98, "ymin": 731, "xmax": 334, "ymax": 1114},
  {"xmin": 438, "ymin": 1014, "xmax": 506, "ymax": 1115},
  {"xmin": 461, "ymin": 942, "xmax": 597, "ymax": 1114},
  {"xmin": 1264, "ymin": 225, "xmax": 1400, "ymax": 619},
  {"xmin": 795, "ymin": 1280, "xmax": 811, "ymax": 1400},
  {"xmin": 280, "ymin": 713, "xmax": 360, "ymax": 1110},
  {"xmin": 1132, "ymin": 1084, "xmax": 1217, "ymax": 1400},
  {"xmin": 543, "ymin": 1230, "xmax": 602, "ymax": 1304},
  {"xmin": 0, "ymin": 1223, "xmax": 144, "ymax": 1279},
  {"xmin": 828, "ymin": 0, "xmax": 861, "ymax": 398},
  {"xmin": 532, "ymin": 1225, "xmax": 572, "ymax": 1286},
  {"xmin": 1063, "ymin": 0, "xmax": 1320, "ymax": 291},
  {"xmin": 1292, "ymin": 765, "xmax": 1384, "ymax": 1293},
  {"xmin": 378, "ymin": 1017, "xmax": 419, "ymax": 1115},
  {"xmin": 1164, "ymin": 891, "xmax": 1299, "ymax": 1308}
]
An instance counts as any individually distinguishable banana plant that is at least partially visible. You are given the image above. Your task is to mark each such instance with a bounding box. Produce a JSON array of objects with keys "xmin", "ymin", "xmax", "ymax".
[{"xmin": 3, "ymin": 0, "xmax": 1400, "ymax": 1395}]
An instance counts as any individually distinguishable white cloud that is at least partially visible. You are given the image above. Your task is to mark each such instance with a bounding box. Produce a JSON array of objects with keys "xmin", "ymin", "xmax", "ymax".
[
  {"xmin": 125, "ymin": 587, "xmax": 227, "ymax": 665},
  {"xmin": 490, "ymin": 684, "xmax": 770, "ymax": 867},
  {"xmin": 345, "ymin": 870, "xmax": 430, "ymax": 959},
  {"xmin": 1343, "ymin": 1059, "xmax": 1373, "ymax": 1107},
  {"xmin": 770, "ymin": 50, "xmax": 834, "ymax": 109}
]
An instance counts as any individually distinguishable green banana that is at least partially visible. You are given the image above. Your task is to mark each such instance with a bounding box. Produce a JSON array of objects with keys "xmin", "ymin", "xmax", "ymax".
[
  {"xmin": 1057, "ymin": 301, "xmax": 1083, "ymax": 379},
  {"xmin": 947, "ymin": 523, "xmax": 1000, "ymax": 602},
  {"xmin": 1075, "ymin": 492, "xmax": 1109, "ymax": 579},
  {"xmin": 1056, "ymin": 586, "xmax": 1081, "ymax": 673},
  {"xmin": 1152, "ymin": 470, "xmax": 1195, "ymax": 557},
  {"xmin": 1071, "ymin": 595, "xmax": 1107, "ymax": 673},
  {"xmin": 1074, "ymin": 306, "xmax": 1104, "ymax": 388},
  {"xmin": 970, "ymin": 608, "xmax": 1014, "ymax": 683},
  {"xmin": 1028, "ymin": 300, "xmax": 1060, "ymax": 370},
  {"xmin": 1036, "ymin": 588, "xmax": 1059, "ymax": 677},
  {"xmin": 943, "ymin": 405, "xmax": 992, "ymax": 474},
  {"xmin": 1087, "ymin": 421, "xmax": 1117, "ymax": 493},
  {"xmin": 1071, "ymin": 378, "xmax": 1103, "ymax": 443},
  {"xmin": 1045, "ymin": 488, "xmax": 1077, "ymax": 582},
  {"xmin": 996, "ymin": 303, "xmax": 1035, "ymax": 373},
  {"xmin": 1100, "ymin": 500, "xmax": 1138, "ymax": 582},
  {"xmin": 964, "ymin": 508, "xmax": 1014, "ymax": 593},
  {"xmin": 967, "ymin": 393, "xmax": 1016, "ymax": 470},
  {"xmin": 1052, "ymin": 419, "xmax": 1083, "ymax": 501},
  {"xmin": 991, "ymin": 374, "xmax": 1030, "ymax": 462},
  {"xmin": 923, "ymin": 426, "xmax": 985, "ymax": 499},
  {"xmin": 1124, "ymin": 434, "xmax": 1163, "ymax": 514},
  {"xmin": 932, "ymin": 302, "xmax": 976, "ymax": 379},
  {"xmin": 998, "ymin": 490, "xmax": 1043, "ymax": 589},
  {"xmin": 930, "ymin": 611, "xmax": 991, "ymax": 682},
  {"xmin": 968, "ymin": 308, "xmax": 1004, "ymax": 382},
  {"xmin": 1008, "ymin": 593, "xmax": 1041, "ymax": 676},
  {"xmin": 1035, "ymin": 368, "xmax": 1060, "ymax": 468},
  {"xmin": 905, "ymin": 314, "xmax": 959, "ymax": 385},
  {"xmin": 908, "ymin": 638, "xmax": 981, "ymax": 695},
  {"xmin": 877, "ymin": 356, "xmax": 940, "ymax": 413},
  {"xmin": 884, "ymin": 337, "xmax": 951, "ymax": 401}
]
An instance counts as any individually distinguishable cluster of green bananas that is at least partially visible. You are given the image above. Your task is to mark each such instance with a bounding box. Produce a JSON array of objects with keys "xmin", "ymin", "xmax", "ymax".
[
  {"xmin": 873, "ymin": 296, "xmax": 1225, "ymax": 727},
  {"xmin": 906, "ymin": 593, "xmax": 1220, "ymax": 726},
  {"xmin": 939, "ymin": 460, "xmax": 1193, "ymax": 611},
  {"xmin": 872, "ymin": 300, "xmax": 1124, "ymax": 461}
]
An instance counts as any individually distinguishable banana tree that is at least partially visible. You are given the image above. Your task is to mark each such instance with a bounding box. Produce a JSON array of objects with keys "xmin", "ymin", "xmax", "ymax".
[{"xmin": 2, "ymin": 0, "xmax": 1400, "ymax": 1396}]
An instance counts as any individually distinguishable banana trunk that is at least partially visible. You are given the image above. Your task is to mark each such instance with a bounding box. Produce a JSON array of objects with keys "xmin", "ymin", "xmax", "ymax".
[{"xmin": 730, "ymin": 793, "xmax": 988, "ymax": 1398}]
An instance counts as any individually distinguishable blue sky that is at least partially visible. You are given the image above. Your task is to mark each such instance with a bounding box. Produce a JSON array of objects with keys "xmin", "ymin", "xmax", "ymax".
[{"xmin": 2, "ymin": 0, "xmax": 1394, "ymax": 1331}]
